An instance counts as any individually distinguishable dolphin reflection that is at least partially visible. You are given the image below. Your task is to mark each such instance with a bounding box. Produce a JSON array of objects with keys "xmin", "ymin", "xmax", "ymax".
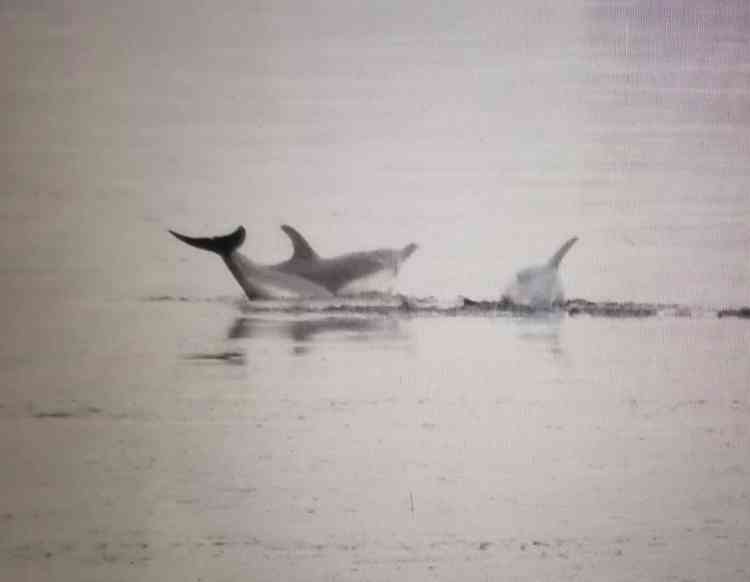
[
  {"xmin": 511, "ymin": 312, "xmax": 565, "ymax": 359},
  {"xmin": 227, "ymin": 315, "xmax": 406, "ymax": 354}
]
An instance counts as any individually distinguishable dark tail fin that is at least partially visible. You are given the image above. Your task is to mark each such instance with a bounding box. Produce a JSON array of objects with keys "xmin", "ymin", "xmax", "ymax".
[{"xmin": 169, "ymin": 226, "xmax": 246, "ymax": 256}]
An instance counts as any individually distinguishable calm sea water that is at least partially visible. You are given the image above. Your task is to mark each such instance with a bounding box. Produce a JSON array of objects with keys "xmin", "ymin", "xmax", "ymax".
[{"xmin": 1, "ymin": 1, "xmax": 749, "ymax": 580}]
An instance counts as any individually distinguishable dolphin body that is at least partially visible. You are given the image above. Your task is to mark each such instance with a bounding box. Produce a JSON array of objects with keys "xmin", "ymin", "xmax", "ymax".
[
  {"xmin": 502, "ymin": 237, "xmax": 578, "ymax": 308},
  {"xmin": 169, "ymin": 225, "xmax": 418, "ymax": 300}
]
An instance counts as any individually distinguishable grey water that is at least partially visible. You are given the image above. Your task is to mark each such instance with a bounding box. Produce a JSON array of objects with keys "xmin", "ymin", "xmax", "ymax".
[{"xmin": 1, "ymin": 1, "xmax": 749, "ymax": 581}]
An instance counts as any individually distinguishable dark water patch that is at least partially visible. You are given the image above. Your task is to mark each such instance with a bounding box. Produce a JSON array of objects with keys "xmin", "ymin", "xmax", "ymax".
[
  {"xmin": 183, "ymin": 351, "xmax": 246, "ymax": 365},
  {"xmin": 143, "ymin": 295, "xmax": 192, "ymax": 302},
  {"xmin": 141, "ymin": 294, "xmax": 239, "ymax": 304},
  {"xmin": 27, "ymin": 405, "xmax": 139, "ymax": 421},
  {"xmin": 450, "ymin": 297, "xmax": 671, "ymax": 318},
  {"xmin": 32, "ymin": 405, "xmax": 103, "ymax": 420},
  {"xmin": 565, "ymin": 299, "xmax": 661, "ymax": 317},
  {"xmin": 461, "ymin": 296, "xmax": 521, "ymax": 312},
  {"xmin": 718, "ymin": 307, "xmax": 750, "ymax": 319},
  {"xmin": 6, "ymin": 536, "xmax": 153, "ymax": 567},
  {"xmin": 33, "ymin": 411, "xmax": 75, "ymax": 419},
  {"xmin": 7, "ymin": 540, "xmax": 78, "ymax": 563}
]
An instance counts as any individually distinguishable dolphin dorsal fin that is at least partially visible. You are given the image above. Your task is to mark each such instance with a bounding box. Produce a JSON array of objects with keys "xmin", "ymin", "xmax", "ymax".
[
  {"xmin": 281, "ymin": 225, "xmax": 319, "ymax": 261},
  {"xmin": 547, "ymin": 236, "xmax": 579, "ymax": 269}
]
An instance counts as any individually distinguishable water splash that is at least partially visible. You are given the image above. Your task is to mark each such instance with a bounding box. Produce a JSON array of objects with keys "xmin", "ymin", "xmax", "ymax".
[{"xmin": 143, "ymin": 293, "xmax": 750, "ymax": 320}]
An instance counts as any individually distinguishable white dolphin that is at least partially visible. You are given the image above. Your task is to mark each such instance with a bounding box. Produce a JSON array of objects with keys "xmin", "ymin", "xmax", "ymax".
[
  {"xmin": 502, "ymin": 237, "xmax": 578, "ymax": 308},
  {"xmin": 169, "ymin": 225, "xmax": 418, "ymax": 300}
]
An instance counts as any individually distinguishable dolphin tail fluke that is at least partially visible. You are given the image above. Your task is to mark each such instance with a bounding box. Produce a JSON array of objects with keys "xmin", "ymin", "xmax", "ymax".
[
  {"xmin": 169, "ymin": 226, "xmax": 246, "ymax": 256},
  {"xmin": 400, "ymin": 243, "xmax": 418, "ymax": 261},
  {"xmin": 547, "ymin": 236, "xmax": 578, "ymax": 269}
]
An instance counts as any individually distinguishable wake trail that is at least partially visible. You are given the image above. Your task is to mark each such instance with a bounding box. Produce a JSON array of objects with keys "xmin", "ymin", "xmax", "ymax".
[{"xmin": 142, "ymin": 293, "xmax": 750, "ymax": 320}]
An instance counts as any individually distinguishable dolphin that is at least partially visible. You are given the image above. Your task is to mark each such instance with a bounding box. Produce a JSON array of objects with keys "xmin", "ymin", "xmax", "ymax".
[
  {"xmin": 501, "ymin": 236, "xmax": 578, "ymax": 308},
  {"xmin": 169, "ymin": 224, "xmax": 418, "ymax": 300}
]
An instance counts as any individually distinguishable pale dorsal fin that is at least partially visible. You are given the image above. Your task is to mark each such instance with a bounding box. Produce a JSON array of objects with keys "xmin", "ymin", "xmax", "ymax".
[
  {"xmin": 281, "ymin": 224, "xmax": 319, "ymax": 261},
  {"xmin": 547, "ymin": 236, "xmax": 578, "ymax": 269}
]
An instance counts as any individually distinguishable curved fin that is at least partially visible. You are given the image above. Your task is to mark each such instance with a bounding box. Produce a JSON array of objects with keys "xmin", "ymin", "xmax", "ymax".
[
  {"xmin": 401, "ymin": 243, "xmax": 418, "ymax": 261},
  {"xmin": 281, "ymin": 224, "xmax": 319, "ymax": 261},
  {"xmin": 169, "ymin": 226, "xmax": 245, "ymax": 256},
  {"xmin": 547, "ymin": 236, "xmax": 578, "ymax": 268}
]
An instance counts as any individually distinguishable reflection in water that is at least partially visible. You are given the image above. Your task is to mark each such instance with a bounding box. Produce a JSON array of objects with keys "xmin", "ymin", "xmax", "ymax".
[
  {"xmin": 183, "ymin": 351, "xmax": 246, "ymax": 366},
  {"xmin": 228, "ymin": 315, "xmax": 406, "ymax": 355},
  {"xmin": 511, "ymin": 313, "xmax": 565, "ymax": 360}
]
